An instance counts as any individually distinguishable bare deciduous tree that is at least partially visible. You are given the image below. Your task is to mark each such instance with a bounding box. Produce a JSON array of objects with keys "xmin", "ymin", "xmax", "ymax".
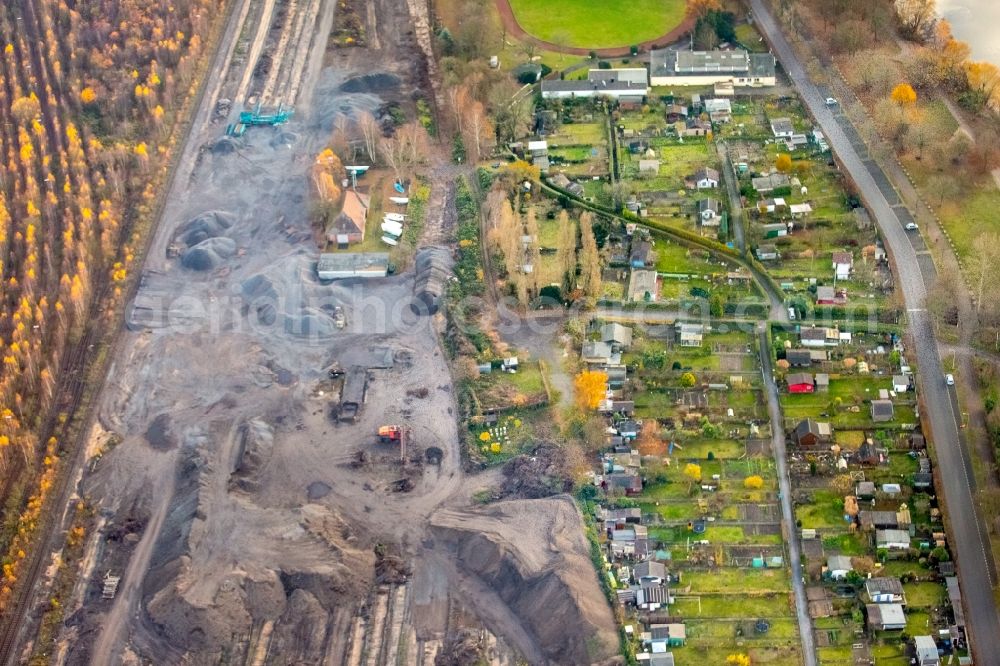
[
  {"xmin": 330, "ymin": 114, "xmax": 354, "ymax": 161},
  {"xmin": 965, "ymin": 232, "xmax": 1000, "ymax": 322},
  {"xmin": 445, "ymin": 84, "xmax": 470, "ymax": 136},
  {"xmin": 894, "ymin": 0, "xmax": 937, "ymax": 41},
  {"xmin": 379, "ymin": 122, "xmax": 429, "ymax": 180},
  {"xmin": 464, "ymin": 101, "xmax": 494, "ymax": 163},
  {"xmin": 356, "ymin": 111, "xmax": 381, "ymax": 163},
  {"xmin": 489, "ymin": 80, "xmax": 534, "ymax": 144}
]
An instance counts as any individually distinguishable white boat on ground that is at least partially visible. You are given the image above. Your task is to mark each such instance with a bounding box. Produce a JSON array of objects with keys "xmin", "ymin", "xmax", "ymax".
[
  {"xmin": 381, "ymin": 235, "xmax": 398, "ymax": 246},
  {"xmin": 389, "ymin": 196, "xmax": 409, "ymax": 205},
  {"xmin": 381, "ymin": 221, "xmax": 403, "ymax": 237},
  {"xmin": 384, "ymin": 212, "xmax": 406, "ymax": 222}
]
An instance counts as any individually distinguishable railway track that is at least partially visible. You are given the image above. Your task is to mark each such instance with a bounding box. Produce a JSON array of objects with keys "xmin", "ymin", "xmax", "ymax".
[{"xmin": 0, "ymin": 0, "xmax": 242, "ymax": 659}]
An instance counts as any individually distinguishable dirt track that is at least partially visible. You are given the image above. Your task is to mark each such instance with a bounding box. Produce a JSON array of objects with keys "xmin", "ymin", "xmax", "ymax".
[
  {"xmin": 492, "ymin": 0, "xmax": 695, "ymax": 57},
  {"xmin": 41, "ymin": 0, "xmax": 619, "ymax": 663}
]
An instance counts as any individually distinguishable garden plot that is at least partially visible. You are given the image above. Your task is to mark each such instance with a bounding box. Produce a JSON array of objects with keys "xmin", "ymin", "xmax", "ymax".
[
  {"xmin": 469, "ymin": 360, "xmax": 547, "ymax": 412},
  {"xmin": 546, "ymin": 121, "xmax": 609, "ymax": 178},
  {"xmin": 642, "ymin": 239, "xmax": 765, "ymax": 306}
]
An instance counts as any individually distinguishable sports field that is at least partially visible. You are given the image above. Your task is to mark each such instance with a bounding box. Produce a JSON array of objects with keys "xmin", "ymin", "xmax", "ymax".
[{"xmin": 506, "ymin": 0, "xmax": 687, "ymax": 49}]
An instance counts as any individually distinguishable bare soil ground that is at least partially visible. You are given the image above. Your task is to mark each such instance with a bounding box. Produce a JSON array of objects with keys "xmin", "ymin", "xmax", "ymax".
[{"xmin": 38, "ymin": 0, "xmax": 619, "ymax": 663}]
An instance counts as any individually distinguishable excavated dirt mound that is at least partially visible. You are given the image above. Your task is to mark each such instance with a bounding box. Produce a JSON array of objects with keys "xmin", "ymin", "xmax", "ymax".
[
  {"xmin": 228, "ymin": 419, "xmax": 274, "ymax": 493},
  {"xmin": 140, "ymin": 443, "xmax": 375, "ymax": 663},
  {"xmin": 181, "ymin": 237, "xmax": 237, "ymax": 271},
  {"xmin": 430, "ymin": 496, "xmax": 619, "ymax": 665},
  {"xmin": 284, "ymin": 308, "xmax": 337, "ymax": 338},
  {"xmin": 176, "ymin": 210, "xmax": 236, "ymax": 246}
]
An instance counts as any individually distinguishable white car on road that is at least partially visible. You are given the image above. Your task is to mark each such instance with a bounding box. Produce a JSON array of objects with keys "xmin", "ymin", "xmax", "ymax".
[
  {"xmin": 946, "ymin": 373, "xmax": 955, "ymax": 386},
  {"xmin": 905, "ymin": 222, "xmax": 918, "ymax": 231},
  {"xmin": 825, "ymin": 97, "xmax": 838, "ymax": 106}
]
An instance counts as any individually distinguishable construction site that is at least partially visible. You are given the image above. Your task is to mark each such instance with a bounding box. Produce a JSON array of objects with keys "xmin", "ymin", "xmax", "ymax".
[{"xmin": 21, "ymin": 0, "xmax": 620, "ymax": 663}]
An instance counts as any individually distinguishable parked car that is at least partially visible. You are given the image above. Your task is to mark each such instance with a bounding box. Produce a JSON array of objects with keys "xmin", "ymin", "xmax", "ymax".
[
  {"xmin": 946, "ymin": 373, "xmax": 955, "ymax": 386},
  {"xmin": 825, "ymin": 97, "xmax": 838, "ymax": 106},
  {"xmin": 905, "ymin": 222, "xmax": 918, "ymax": 231}
]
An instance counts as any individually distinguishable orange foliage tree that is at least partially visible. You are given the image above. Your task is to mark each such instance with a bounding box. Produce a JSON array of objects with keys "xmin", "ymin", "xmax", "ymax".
[
  {"xmin": 890, "ymin": 83, "xmax": 917, "ymax": 109},
  {"xmin": 574, "ymin": 370, "xmax": 608, "ymax": 410}
]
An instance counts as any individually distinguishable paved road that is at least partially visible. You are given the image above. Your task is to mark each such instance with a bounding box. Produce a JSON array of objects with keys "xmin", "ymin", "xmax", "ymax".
[
  {"xmin": 757, "ymin": 324, "xmax": 817, "ymax": 666},
  {"xmin": 749, "ymin": 0, "xmax": 1000, "ymax": 660}
]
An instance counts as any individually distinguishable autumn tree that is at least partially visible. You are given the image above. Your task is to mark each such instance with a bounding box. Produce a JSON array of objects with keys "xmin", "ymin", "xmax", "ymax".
[
  {"xmin": 890, "ymin": 82, "xmax": 917, "ymax": 112},
  {"xmin": 0, "ymin": 0, "xmax": 228, "ymax": 611},
  {"xmin": 574, "ymin": 370, "xmax": 608, "ymax": 410},
  {"xmin": 497, "ymin": 160, "xmax": 540, "ymax": 189},
  {"xmin": 578, "ymin": 213, "xmax": 602, "ymax": 303},
  {"xmin": 963, "ymin": 61, "xmax": 1000, "ymax": 113},
  {"xmin": 486, "ymin": 189, "xmax": 522, "ymax": 281},
  {"xmin": 680, "ymin": 372, "xmax": 697, "ymax": 387},
  {"xmin": 726, "ymin": 654, "xmax": 751, "ymax": 666},
  {"xmin": 523, "ymin": 206, "xmax": 541, "ymax": 295},
  {"xmin": 684, "ymin": 463, "xmax": 702, "ymax": 490},
  {"xmin": 775, "ymin": 153, "xmax": 792, "ymax": 173},
  {"xmin": 933, "ymin": 21, "xmax": 971, "ymax": 89},
  {"xmin": 744, "ymin": 475, "xmax": 764, "ymax": 489},
  {"xmin": 555, "ymin": 210, "xmax": 577, "ymax": 293},
  {"xmin": 637, "ymin": 421, "xmax": 665, "ymax": 456}
]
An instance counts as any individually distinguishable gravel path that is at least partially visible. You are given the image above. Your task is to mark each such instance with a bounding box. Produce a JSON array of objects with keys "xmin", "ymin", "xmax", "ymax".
[{"xmin": 757, "ymin": 324, "xmax": 817, "ymax": 666}]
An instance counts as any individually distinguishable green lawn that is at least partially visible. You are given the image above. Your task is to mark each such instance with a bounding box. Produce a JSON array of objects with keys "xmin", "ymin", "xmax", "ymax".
[
  {"xmin": 938, "ymin": 185, "xmax": 1000, "ymax": 261},
  {"xmin": 796, "ymin": 489, "xmax": 850, "ymax": 529},
  {"xmin": 473, "ymin": 361, "xmax": 547, "ymax": 410},
  {"xmin": 620, "ymin": 140, "xmax": 713, "ymax": 191},
  {"xmin": 734, "ymin": 23, "xmax": 767, "ymax": 51},
  {"xmin": 507, "ymin": 0, "xmax": 686, "ymax": 49},
  {"xmin": 685, "ymin": 568, "xmax": 790, "ymax": 594},
  {"xmin": 904, "ymin": 581, "xmax": 946, "ymax": 608},
  {"xmin": 651, "ymin": 236, "xmax": 724, "ymax": 274}
]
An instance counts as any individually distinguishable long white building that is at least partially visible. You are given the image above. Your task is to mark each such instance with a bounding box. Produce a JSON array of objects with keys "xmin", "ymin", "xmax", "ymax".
[
  {"xmin": 649, "ymin": 48, "xmax": 776, "ymax": 87},
  {"xmin": 541, "ymin": 68, "xmax": 650, "ymax": 100}
]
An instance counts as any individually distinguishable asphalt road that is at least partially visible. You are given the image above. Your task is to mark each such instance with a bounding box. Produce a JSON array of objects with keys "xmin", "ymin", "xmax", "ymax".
[
  {"xmin": 749, "ymin": 0, "xmax": 1000, "ymax": 660},
  {"xmin": 758, "ymin": 324, "xmax": 817, "ymax": 666}
]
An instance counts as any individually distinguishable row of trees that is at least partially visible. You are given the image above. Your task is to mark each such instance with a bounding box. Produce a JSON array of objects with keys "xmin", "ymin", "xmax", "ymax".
[
  {"xmin": 0, "ymin": 0, "xmax": 224, "ymax": 609},
  {"xmin": 484, "ymin": 185, "xmax": 603, "ymax": 307}
]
